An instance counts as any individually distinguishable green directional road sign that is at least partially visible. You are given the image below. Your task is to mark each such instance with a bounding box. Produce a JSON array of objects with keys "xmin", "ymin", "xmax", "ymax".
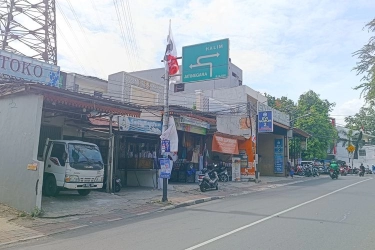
[{"xmin": 182, "ymin": 38, "xmax": 229, "ymax": 83}]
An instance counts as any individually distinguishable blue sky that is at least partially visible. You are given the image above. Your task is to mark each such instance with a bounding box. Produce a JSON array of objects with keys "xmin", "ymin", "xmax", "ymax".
[{"xmin": 54, "ymin": 0, "xmax": 375, "ymax": 125}]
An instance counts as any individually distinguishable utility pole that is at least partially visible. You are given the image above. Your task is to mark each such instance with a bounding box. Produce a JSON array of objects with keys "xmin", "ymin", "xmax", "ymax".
[
  {"xmin": 107, "ymin": 115, "xmax": 113, "ymax": 193},
  {"xmin": 161, "ymin": 67, "xmax": 169, "ymax": 202},
  {"xmin": 255, "ymin": 113, "xmax": 259, "ymax": 183}
]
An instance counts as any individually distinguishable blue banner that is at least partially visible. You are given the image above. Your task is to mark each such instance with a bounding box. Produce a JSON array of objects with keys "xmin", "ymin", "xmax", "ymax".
[
  {"xmin": 159, "ymin": 158, "xmax": 172, "ymax": 179},
  {"xmin": 274, "ymin": 139, "xmax": 284, "ymax": 174},
  {"xmin": 118, "ymin": 116, "xmax": 162, "ymax": 135},
  {"xmin": 258, "ymin": 111, "xmax": 273, "ymax": 133}
]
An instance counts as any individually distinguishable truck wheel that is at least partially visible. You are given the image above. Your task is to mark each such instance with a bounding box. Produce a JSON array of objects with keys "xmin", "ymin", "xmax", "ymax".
[
  {"xmin": 78, "ymin": 190, "xmax": 91, "ymax": 196},
  {"xmin": 44, "ymin": 176, "xmax": 59, "ymax": 197}
]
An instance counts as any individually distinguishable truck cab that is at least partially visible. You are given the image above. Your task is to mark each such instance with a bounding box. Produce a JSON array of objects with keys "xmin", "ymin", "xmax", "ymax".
[{"xmin": 43, "ymin": 139, "xmax": 104, "ymax": 196}]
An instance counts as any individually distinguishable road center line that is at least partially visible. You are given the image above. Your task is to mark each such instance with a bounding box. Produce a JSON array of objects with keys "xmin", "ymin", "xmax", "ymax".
[{"xmin": 185, "ymin": 178, "xmax": 372, "ymax": 250}]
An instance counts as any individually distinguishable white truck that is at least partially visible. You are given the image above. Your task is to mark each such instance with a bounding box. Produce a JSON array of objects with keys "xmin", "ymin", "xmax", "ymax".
[{"xmin": 42, "ymin": 139, "xmax": 104, "ymax": 196}]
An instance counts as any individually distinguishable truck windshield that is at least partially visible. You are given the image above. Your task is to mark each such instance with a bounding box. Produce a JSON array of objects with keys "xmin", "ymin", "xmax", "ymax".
[{"xmin": 68, "ymin": 143, "xmax": 103, "ymax": 170}]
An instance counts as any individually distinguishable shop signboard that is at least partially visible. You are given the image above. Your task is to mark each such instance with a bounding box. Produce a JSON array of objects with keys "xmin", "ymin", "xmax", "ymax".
[
  {"xmin": 174, "ymin": 118, "xmax": 207, "ymax": 135},
  {"xmin": 274, "ymin": 139, "xmax": 284, "ymax": 174},
  {"xmin": 118, "ymin": 116, "xmax": 162, "ymax": 135},
  {"xmin": 0, "ymin": 49, "xmax": 60, "ymax": 87},
  {"xmin": 180, "ymin": 116, "xmax": 210, "ymax": 129},
  {"xmin": 159, "ymin": 158, "xmax": 172, "ymax": 179},
  {"xmin": 212, "ymin": 134, "xmax": 239, "ymax": 155},
  {"xmin": 258, "ymin": 111, "xmax": 273, "ymax": 133}
]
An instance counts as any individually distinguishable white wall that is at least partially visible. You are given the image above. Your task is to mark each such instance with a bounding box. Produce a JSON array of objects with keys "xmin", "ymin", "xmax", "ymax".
[
  {"xmin": 66, "ymin": 73, "xmax": 107, "ymax": 94},
  {"xmin": 108, "ymin": 72, "xmax": 164, "ymax": 105},
  {"xmin": 0, "ymin": 93, "xmax": 44, "ymax": 212}
]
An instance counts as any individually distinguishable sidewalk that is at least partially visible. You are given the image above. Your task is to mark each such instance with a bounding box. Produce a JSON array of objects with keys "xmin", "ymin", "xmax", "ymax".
[{"xmin": 0, "ymin": 175, "xmax": 321, "ymax": 247}]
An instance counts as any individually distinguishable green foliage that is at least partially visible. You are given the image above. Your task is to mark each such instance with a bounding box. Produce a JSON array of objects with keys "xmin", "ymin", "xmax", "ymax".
[
  {"xmin": 345, "ymin": 105, "xmax": 375, "ymax": 136},
  {"xmin": 353, "ymin": 18, "xmax": 375, "ymax": 103},
  {"xmin": 267, "ymin": 90, "xmax": 337, "ymax": 160},
  {"xmin": 295, "ymin": 91, "xmax": 337, "ymax": 159}
]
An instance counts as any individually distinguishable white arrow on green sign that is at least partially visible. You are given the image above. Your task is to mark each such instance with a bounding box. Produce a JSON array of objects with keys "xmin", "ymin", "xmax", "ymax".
[{"xmin": 182, "ymin": 39, "xmax": 229, "ymax": 83}]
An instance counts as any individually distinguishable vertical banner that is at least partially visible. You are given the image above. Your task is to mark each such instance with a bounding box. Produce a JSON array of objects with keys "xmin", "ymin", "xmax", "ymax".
[
  {"xmin": 232, "ymin": 157, "xmax": 241, "ymax": 181},
  {"xmin": 161, "ymin": 140, "xmax": 170, "ymax": 153},
  {"xmin": 258, "ymin": 111, "xmax": 273, "ymax": 133},
  {"xmin": 159, "ymin": 158, "xmax": 172, "ymax": 179},
  {"xmin": 274, "ymin": 138, "xmax": 284, "ymax": 174}
]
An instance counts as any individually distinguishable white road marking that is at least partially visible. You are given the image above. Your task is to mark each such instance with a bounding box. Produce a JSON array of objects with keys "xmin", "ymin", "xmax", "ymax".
[
  {"xmin": 107, "ymin": 218, "xmax": 123, "ymax": 222},
  {"xmin": 68, "ymin": 225, "xmax": 88, "ymax": 230},
  {"xmin": 185, "ymin": 178, "xmax": 372, "ymax": 250}
]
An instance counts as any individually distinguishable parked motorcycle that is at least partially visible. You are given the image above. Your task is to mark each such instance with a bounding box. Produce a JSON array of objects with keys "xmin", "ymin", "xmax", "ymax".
[
  {"xmin": 214, "ymin": 165, "xmax": 229, "ymax": 182},
  {"xmin": 329, "ymin": 169, "xmax": 339, "ymax": 179},
  {"xmin": 312, "ymin": 166, "xmax": 320, "ymax": 177},
  {"xmin": 304, "ymin": 165, "xmax": 313, "ymax": 177},
  {"xmin": 296, "ymin": 165, "xmax": 305, "ymax": 176},
  {"xmin": 198, "ymin": 168, "xmax": 219, "ymax": 192},
  {"xmin": 103, "ymin": 177, "xmax": 122, "ymax": 192}
]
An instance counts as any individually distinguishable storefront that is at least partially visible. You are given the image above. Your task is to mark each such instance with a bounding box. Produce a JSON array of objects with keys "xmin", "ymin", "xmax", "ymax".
[
  {"xmin": 209, "ymin": 132, "xmax": 255, "ymax": 181},
  {"xmin": 115, "ymin": 116, "xmax": 162, "ymax": 188},
  {"xmin": 170, "ymin": 116, "xmax": 210, "ymax": 183}
]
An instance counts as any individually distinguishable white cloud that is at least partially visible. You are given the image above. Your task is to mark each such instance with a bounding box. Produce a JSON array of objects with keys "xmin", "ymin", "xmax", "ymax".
[{"xmin": 332, "ymin": 98, "xmax": 365, "ymax": 126}]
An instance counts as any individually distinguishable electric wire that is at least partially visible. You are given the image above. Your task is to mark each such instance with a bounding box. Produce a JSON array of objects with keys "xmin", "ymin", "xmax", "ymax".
[{"xmin": 112, "ymin": 0, "xmax": 134, "ymax": 71}]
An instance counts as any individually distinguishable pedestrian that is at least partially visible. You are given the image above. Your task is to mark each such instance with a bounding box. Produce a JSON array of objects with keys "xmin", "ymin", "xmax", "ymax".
[
  {"xmin": 286, "ymin": 161, "xmax": 292, "ymax": 178},
  {"xmin": 290, "ymin": 165, "xmax": 294, "ymax": 178}
]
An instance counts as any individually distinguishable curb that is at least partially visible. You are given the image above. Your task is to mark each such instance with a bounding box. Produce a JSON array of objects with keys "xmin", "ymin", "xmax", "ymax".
[
  {"xmin": 0, "ymin": 176, "xmax": 321, "ymax": 248},
  {"xmin": 0, "ymin": 235, "xmax": 45, "ymax": 248}
]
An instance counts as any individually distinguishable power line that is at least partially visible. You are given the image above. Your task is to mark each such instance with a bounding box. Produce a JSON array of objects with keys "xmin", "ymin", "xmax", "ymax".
[
  {"xmin": 56, "ymin": 26, "xmax": 88, "ymax": 74},
  {"xmin": 113, "ymin": 0, "xmax": 134, "ymax": 71},
  {"xmin": 64, "ymin": 0, "xmax": 105, "ymax": 76},
  {"xmin": 56, "ymin": 2, "xmax": 98, "ymax": 76}
]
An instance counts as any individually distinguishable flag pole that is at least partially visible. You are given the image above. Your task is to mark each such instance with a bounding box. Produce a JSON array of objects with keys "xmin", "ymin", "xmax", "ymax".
[{"xmin": 161, "ymin": 20, "xmax": 171, "ymax": 202}]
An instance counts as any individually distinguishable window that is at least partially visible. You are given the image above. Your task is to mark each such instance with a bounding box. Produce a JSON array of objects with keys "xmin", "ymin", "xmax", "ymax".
[
  {"xmin": 359, "ymin": 149, "xmax": 366, "ymax": 156},
  {"xmin": 50, "ymin": 143, "xmax": 66, "ymax": 166}
]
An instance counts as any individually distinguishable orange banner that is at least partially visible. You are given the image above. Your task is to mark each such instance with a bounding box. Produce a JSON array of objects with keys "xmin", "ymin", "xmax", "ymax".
[
  {"xmin": 239, "ymin": 139, "xmax": 255, "ymax": 176},
  {"xmin": 212, "ymin": 134, "xmax": 239, "ymax": 155}
]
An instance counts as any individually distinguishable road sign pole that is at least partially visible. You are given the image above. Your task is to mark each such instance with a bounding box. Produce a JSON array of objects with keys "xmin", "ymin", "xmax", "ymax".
[{"xmin": 161, "ymin": 66, "xmax": 169, "ymax": 202}]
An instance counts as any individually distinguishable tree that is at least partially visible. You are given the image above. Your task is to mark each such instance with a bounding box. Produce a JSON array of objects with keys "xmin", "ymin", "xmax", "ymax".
[
  {"xmin": 353, "ymin": 18, "xmax": 375, "ymax": 103},
  {"xmin": 266, "ymin": 90, "xmax": 338, "ymax": 160},
  {"xmin": 264, "ymin": 93, "xmax": 298, "ymax": 116},
  {"xmin": 294, "ymin": 91, "xmax": 337, "ymax": 160},
  {"xmin": 345, "ymin": 105, "xmax": 375, "ymax": 137}
]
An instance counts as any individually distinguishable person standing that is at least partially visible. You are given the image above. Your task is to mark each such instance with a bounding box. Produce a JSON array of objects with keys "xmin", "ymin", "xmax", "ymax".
[{"xmin": 286, "ymin": 161, "xmax": 292, "ymax": 178}]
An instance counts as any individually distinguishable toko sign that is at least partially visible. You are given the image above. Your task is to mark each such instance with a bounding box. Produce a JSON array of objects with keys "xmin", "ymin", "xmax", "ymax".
[{"xmin": 0, "ymin": 49, "xmax": 60, "ymax": 87}]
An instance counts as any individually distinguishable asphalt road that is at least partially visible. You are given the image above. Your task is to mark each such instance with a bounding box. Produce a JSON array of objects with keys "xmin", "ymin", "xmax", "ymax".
[{"xmin": 6, "ymin": 175, "xmax": 375, "ymax": 250}]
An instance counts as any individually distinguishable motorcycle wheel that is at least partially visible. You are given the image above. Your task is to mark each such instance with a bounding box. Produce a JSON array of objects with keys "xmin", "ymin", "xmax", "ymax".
[
  {"xmin": 200, "ymin": 185, "xmax": 206, "ymax": 192},
  {"xmin": 216, "ymin": 184, "xmax": 219, "ymax": 190},
  {"xmin": 220, "ymin": 175, "xmax": 229, "ymax": 182},
  {"xmin": 115, "ymin": 183, "xmax": 121, "ymax": 193}
]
